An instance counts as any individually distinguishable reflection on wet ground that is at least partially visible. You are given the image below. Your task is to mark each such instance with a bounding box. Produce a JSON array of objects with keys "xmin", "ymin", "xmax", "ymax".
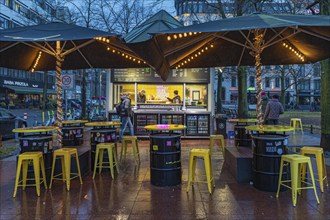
[{"xmin": 0, "ymin": 133, "xmax": 329, "ymax": 220}]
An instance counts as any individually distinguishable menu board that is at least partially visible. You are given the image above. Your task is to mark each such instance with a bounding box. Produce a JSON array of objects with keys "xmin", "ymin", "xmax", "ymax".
[{"xmin": 111, "ymin": 68, "xmax": 210, "ymax": 83}]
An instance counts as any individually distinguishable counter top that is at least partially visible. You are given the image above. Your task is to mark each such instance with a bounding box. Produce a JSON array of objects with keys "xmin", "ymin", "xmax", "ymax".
[
  {"xmin": 129, "ymin": 110, "xmax": 210, "ymax": 114},
  {"xmin": 229, "ymin": 118, "xmax": 258, "ymax": 123},
  {"xmin": 63, "ymin": 120, "xmax": 88, "ymax": 124},
  {"xmin": 245, "ymin": 125, "xmax": 294, "ymax": 132},
  {"xmin": 144, "ymin": 124, "xmax": 186, "ymax": 131},
  {"xmin": 85, "ymin": 121, "xmax": 121, "ymax": 127},
  {"xmin": 13, "ymin": 126, "xmax": 58, "ymax": 133}
]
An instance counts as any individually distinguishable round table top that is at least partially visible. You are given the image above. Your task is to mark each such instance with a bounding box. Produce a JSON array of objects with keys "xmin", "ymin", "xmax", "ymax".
[
  {"xmin": 85, "ymin": 121, "xmax": 121, "ymax": 127},
  {"xmin": 245, "ymin": 125, "xmax": 295, "ymax": 132},
  {"xmin": 62, "ymin": 120, "xmax": 88, "ymax": 124},
  {"xmin": 13, "ymin": 126, "xmax": 58, "ymax": 133},
  {"xmin": 144, "ymin": 124, "xmax": 186, "ymax": 131},
  {"xmin": 229, "ymin": 118, "xmax": 258, "ymax": 123}
]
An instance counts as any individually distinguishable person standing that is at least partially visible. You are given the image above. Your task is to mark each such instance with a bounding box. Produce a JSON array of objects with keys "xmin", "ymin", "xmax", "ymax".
[
  {"xmin": 137, "ymin": 90, "xmax": 146, "ymax": 103},
  {"xmin": 260, "ymin": 92, "xmax": 269, "ymax": 123},
  {"xmin": 119, "ymin": 93, "xmax": 134, "ymax": 142},
  {"xmin": 166, "ymin": 90, "xmax": 181, "ymax": 104},
  {"xmin": 264, "ymin": 94, "xmax": 284, "ymax": 125}
]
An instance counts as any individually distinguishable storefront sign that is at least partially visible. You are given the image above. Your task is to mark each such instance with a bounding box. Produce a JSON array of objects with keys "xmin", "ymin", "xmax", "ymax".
[
  {"xmin": 111, "ymin": 68, "xmax": 210, "ymax": 83},
  {"xmin": 0, "ymin": 77, "xmax": 53, "ymax": 90}
]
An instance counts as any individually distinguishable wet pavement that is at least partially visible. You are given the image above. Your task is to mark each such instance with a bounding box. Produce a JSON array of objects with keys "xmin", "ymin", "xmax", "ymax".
[{"xmin": 0, "ymin": 132, "xmax": 329, "ymax": 220}]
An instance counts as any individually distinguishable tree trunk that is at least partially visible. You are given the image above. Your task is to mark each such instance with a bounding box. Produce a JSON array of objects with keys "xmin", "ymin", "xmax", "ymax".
[
  {"xmin": 81, "ymin": 71, "xmax": 87, "ymax": 119},
  {"xmin": 216, "ymin": 69, "xmax": 223, "ymax": 114},
  {"xmin": 320, "ymin": 0, "xmax": 330, "ymax": 151},
  {"xmin": 238, "ymin": 66, "xmax": 248, "ymax": 118}
]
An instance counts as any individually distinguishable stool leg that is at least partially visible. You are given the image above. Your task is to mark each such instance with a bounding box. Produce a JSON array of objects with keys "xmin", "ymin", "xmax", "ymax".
[
  {"xmin": 75, "ymin": 151, "xmax": 82, "ymax": 184},
  {"xmin": 113, "ymin": 147, "xmax": 120, "ymax": 174},
  {"xmin": 99, "ymin": 149, "xmax": 104, "ymax": 174},
  {"xmin": 136, "ymin": 139, "xmax": 140, "ymax": 163},
  {"xmin": 323, "ymin": 155, "xmax": 329, "ymax": 188},
  {"xmin": 64, "ymin": 154, "xmax": 71, "ymax": 191},
  {"xmin": 33, "ymin": 158, "xmax": 41, "ymax": 196},
  {"xmin": 299, "ymin": 121, "xmax": 304, "ymax": 134},
  {"xmin": 186, "ymin": 153, "xmax": 193, "ymax": 193},
  {"xmin": 13, "ymin": 158, "xmax": 23, "ymax": 197},
  {"xmin": 40, "ymin": 156, "xmax": 47, "ymax": 189},
  {"xmin": 204, "ymin": 155, "xmax": 213, "ymax": 194},
  {"xmin": 108, "ymin": 147, "xmax": 114, "ymax": 179},
  {"xmin": 61, "ymin": 156, "xmax": 66, "ymax": 182},
  {"xmin": 132, "ymin": 140, "xmax": 139, "ymax": 166},
  {"xmin": 291, "ymin": 161, "xmax": 298, "ymax": 207},
  {"xmin": 307, "ymin": 160, "xmax": 320, "ymax": 204},
  {"xmin": 315, "ymin": 153, "xmax": 324, "ymax": 192},
  {"xmin": 93, "ymin": 147, "xmax": 100, "ymax": 179},
  {"xmin": 276, "ymin": 158, "xmax": 284, "ymax": 198},
  {"xmin": 49, "ymin": 153, "xmax": 57, "ymax": 189},
  {"xmin": 22, "ymin": 160, "xmax": 29, "ymax": 190}
]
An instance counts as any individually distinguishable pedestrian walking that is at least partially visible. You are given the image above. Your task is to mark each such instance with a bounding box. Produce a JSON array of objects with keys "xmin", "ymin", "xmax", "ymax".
[
  {"xmin": 264, "ymin": 94, "xmax": 284, "ymax": 125},
  {"xmin": 119, "ymin": 93, "xmax": 134, "ymax": 142}
]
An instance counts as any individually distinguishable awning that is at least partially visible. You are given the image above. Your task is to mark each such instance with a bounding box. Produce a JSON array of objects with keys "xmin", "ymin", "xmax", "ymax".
[{"xmin": 4, "ymin": 85, "xmax": 56, "ymax": 95}]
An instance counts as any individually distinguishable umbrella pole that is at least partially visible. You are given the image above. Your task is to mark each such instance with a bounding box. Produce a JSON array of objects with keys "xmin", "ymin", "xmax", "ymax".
[
  {"xmin": 55, "ymin": 41, "xmax": 63, "ymax": 147},
  {"xmin": 252, "ymin": 30, "xmax": 264, "ymax": 126}
]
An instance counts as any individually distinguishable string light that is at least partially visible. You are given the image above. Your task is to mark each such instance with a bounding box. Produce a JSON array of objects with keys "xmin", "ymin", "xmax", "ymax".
[
  {"xmin": 167, "ymin": 32, "xmax": 201, "ymax": 41},
  {"xmin": 175, "ymin": 43, "xmax": 214, "ymax": 69},
  {"xmin": 31, "ymin": 51, "xmax": 42, "ymax": 72},
  {"xmin": 282, "ymin": 42, "xmax": 305, "ymax": 62},
  {"xmin": 95, "ymin": 37, "xmax": 145, "ymax": 64}
]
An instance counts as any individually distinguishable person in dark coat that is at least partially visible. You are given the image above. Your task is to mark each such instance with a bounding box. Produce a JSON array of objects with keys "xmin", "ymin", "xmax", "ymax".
[
  {"xmin": 119, "ymin": 93, "xmax": 134, "ymax": 142},
  {"xmin": 166, "ymin": 90, "xmax": 181, "ymax": 104},
  {"xmin": 137, "ymin": 90, "xmax": 146, "ymax": 103},
  {"xmin": 264, "ymin": 94, "xmax": 284, "ymax": 125}
]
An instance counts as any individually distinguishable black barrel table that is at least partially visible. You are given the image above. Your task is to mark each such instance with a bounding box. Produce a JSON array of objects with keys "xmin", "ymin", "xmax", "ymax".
[
  {"xmin": 229, "ymin": 118, "xmax": 258, "ymax": 147},
  {"xmin": 62, "ymin": 120, "xmax": 88, "ymax": 146},
  {"xmin": 246, "ymin": 125, "xmax": 294, "ymax": 192},
  {"xmin": 85, "ymin": 121, "xmax": 121, "ymax": 170},
  {"xmin": 144, "ymin": 124, "xmax": 186, "ymax": 187},
  {"xmin": 13, "ymin": 126, "xmax": 58, "ymax": 183}
]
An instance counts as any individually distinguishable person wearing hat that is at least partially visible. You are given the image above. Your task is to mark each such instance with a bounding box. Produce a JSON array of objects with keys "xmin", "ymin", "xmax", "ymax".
[
  {"xmin": 166, "ymin": 90, "xmax": 181, "ymax": 104},
  {"xmin": 260, "ymin": 91, "xmax": 269, "ymax": 123}
]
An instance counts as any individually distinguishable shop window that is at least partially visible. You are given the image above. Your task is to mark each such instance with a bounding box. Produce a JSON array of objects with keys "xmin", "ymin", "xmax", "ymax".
[
  {"xmin": 265, "ymin": 77, "xmax": 270, "ymax": 88},
  {"xmin": 249, "ymin": 76, "xmax": 255, "ymax": 87},
  {"xmin": 185, "ymin": 84, "xmax": 207, "ymax": 106},
  {"xmin": 231, "ymin": 76, "xmax": 236, "ymax": 87},
  {"xmin": 314, "ymin": 79, "xmax": 320, "ymax": 90},
  {"xmin": 275, "ymin": 77, "xmax": 280, "ymax": 88}
]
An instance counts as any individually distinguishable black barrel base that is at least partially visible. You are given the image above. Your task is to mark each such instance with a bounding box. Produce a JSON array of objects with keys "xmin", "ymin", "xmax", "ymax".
[
  {"xmin": 151, "ymin": 168, "xmax": 181, "ymax": 186},
  {"xmin": 253, "ymin": 171, "xmax": 288, "ymax": 192},
  {"xmin": 234, "ymin": 139, "xmax": 252, "ymax": 147}
]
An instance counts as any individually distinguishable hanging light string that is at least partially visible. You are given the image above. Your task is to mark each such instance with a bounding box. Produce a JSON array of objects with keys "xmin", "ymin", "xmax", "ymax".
[
  {"xmin": 95, "ymin": 37, "xmax": 146, "ymax": 64},
  {"xmin": 251, "ymin": 31, "xmax": 265, "ymax": 126},
  {"xmin": 55, "ymin": 53, "xmax": 64, "ymax": 147},
  {"xmin": 166, "ymin": 32, "xmax": 201, "ymax": 41},
  {"xmin": 174, "ymin": 43, "xmax": 214, "ymax": 69},
  {"xmin": 30, "ymin": 51, "xmax": 42, "ymax": 72},
  {"xmin": 282, "ymin": 42, "xmax": 305, "ymax": 62}
]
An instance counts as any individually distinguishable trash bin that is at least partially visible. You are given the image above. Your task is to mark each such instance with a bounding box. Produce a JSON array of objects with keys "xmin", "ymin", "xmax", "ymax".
[
  {"xmin": 215, "ymin": 114, "xmax": 227, "ymax": 138},
  {"xmin": 234, "ymin": 125, "xmax": 252, "ymax": 147},
  {"xmin": 150, "ymin": 133, "xmax": 181, "ymax": 186},
  {"xmin": 252, "ymin": 134, "xmax": 288, "ymax": 192}
]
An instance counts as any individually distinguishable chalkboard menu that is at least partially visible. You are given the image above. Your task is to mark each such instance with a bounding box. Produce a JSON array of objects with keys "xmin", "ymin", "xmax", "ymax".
[{"xmin": 111, "ymin": 68, "xmax": 210, "ymax": 83}]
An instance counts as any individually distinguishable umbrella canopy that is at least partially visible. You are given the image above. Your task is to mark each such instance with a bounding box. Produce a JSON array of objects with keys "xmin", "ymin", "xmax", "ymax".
[
  {"xmin": 0, "ymin": 22, "xmax": 147, "ymax": 146},
  {"xmin": 129, "ymin": 13, "xmax": 330, "ymax": 80},
  {"xmin": 0, "ymin": 22, "xmax": 147, "ymax": 70},
  {"xmin": 130, "ymin": 13, "xmax": 330, "ymax": 124}
]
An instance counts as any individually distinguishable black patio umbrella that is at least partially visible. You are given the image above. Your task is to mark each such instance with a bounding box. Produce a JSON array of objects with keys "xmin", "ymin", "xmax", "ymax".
[
  {"xmin": 0, "ymin": 22, "xmax": 148, "ymax": 146},
  {"xmin": 128, "ymin": 13, "xmax": 330, "ymax": 124}
]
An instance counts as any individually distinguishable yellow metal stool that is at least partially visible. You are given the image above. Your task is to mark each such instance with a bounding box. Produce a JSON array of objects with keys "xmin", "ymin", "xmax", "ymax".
[
  {"xmin": 300, "ymin": 146, "xmax": 328, "ymax": 192},
  {"xmin": 93, "ymin": 143, "xmax": 119, "ymax": 179},
  {"xmin": 49, "ymin": 148, "xmax": 82, "ymax": 191},
  {"xmin": 187, "ymin": 149, "xmax": 215, "ymax": 194},
  {"xmin": 276, "ymin": 154, "xmax": 319, "ymax": 207},
  {"xmin": 209, "ymin": 134, "xmax": 225, "ymax": 155},
  {"xmin": 290, "ymin": 118, "xmax": 304, "ymax": 134},
  {"xmin": 120, "ymin": 136, "xmax": 140, "ymax": 166},
  {"xmin": 13, "ymin": 152, "xmax": 47, "ymax": 197}
]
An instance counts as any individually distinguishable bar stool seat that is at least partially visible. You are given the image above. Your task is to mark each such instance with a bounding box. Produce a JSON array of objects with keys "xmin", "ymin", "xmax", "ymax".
[
  {"xmin": 49, "ymin": 148, "xmax": 82, "ymax": 191},
  {"xmin": 276, "ymin": 154, "xmax": 319, "ymax": 206},
  {"xmin": 93, "ymin": 143, "xmax": 119, "ymax": 179},
  {"xmin": 120, "ymin": 136, "xmax": 140, "ymax": 166},
  {"xmin": 209, "ymin": 135, "xmax": 225, "ymax": 155},
  {"xmin": 300, "ymin": 146, "xmax": 328, "ymax": 192},
  {"xmin": 290, "ymin": 118, "xmax": 304, "ymax": 134},
  {"xmin": 187, "ymin": 149, "xmax": 215, "ymax": 194},
  {"xmin": 13, "ymin": 152, "xmax": 47, "ymax": 197}
]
